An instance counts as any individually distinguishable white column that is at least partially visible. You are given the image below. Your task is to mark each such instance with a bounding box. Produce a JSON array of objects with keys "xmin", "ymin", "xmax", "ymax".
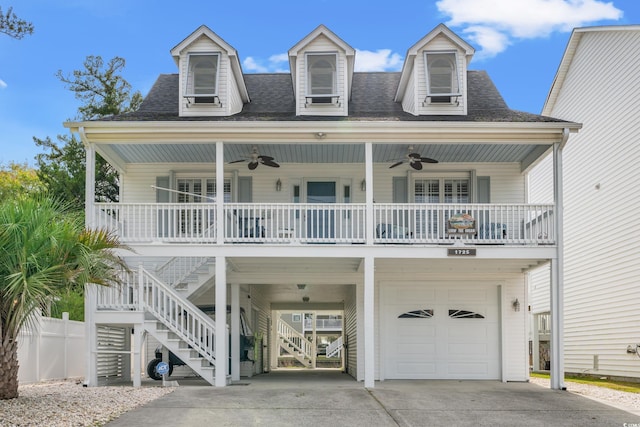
[
  {"xmin": 364, "ymin": 256, "xmax": 375, "ymax": 388},
  {"xmin": 312, "ymin": 311, "xmax": 317, "ymax": 368},
  {"xmin": 550, "ymin": 142, "xmax": 565, "ymax": 390},
  {"xmin": 216, "ymin": 142, "xmax": 225, "ymax": 245},
  {"xmin": 365, "ymin": 143, "xmax": 374, "ymax": 244},
  {"xmin": 215, "ymin": 256, "xmax": 227, "ymax": 386},
  {"xmin": 231, "ymin": 283, "xmax": 240, "ymax": 381},
  {"xmin": 132, "ymin": 326, "xmax": 143, "ymax": 387},
  {"xmin": 83, "ymin": 141, "xmax": 97, "ymax": 386}
]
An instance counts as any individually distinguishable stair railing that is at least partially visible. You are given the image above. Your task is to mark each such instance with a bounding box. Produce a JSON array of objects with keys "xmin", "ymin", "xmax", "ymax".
[
  {"xmin": 155, "ymin": 256, "xmax": 211, "ymax": 288},
  {"xmin": 326, "ymin": 335, "xmax": 344, "ymax": 358},
  {"xmin": 140, "ymin": 267, "xmax": 218, "ymax": 365},
  {"xmin": 277, "ymin": 318, "xmax": 314, "ymax": 360}
]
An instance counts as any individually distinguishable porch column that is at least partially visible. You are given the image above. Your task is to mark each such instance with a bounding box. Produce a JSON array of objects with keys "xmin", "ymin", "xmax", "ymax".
[
  {"xmin": 364, "ymin": 256, "xmax": 375, "ymax": 388},
  {"xmin": 550, "ymin": 141, "xmax": 565, "ymax": 390},
  {"xmin": 132, "ymin": 326, "xmax": 143, "ymax": 387},
  {"xmin": 231, "ymin": 283, "xmax": 240, "ymax": 381},
  {"xmin": 215, "ymin": 256, "xmax": 227, "ymax": 387},
  {"xmin": 84, "ymin": 284, "xmax": 98, "ymax": 386},
  {"xmin": 84, "ymin": 140, "xmax": 96, "ymax": 227},
  {"xmin": 216, "ymin": 141, "xmax": 225, "ymax": 245},
  {"xmin": 311, "ymin": 312, "xmax": 317, "ymax": 369},
  {"xmin": 365, "ymin": 142, "xmax": 374, "ymax": 244}
]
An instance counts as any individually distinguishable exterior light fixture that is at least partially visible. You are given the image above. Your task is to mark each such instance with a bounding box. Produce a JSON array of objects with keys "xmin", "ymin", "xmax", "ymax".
[
  {"xmin": 315, "ymin": 132, "xmax": 326, "ymax": 139},
  {"xmin": 302, "ymin": 296, "xmax": 310, "ymax": 303},
  {"xmin": 512, "ymin": 298, "xmax": 521, "ymax": 312},
  {"xmin": 361, "ymin": 179, "xmax": 366, "ymax": 191},
  {"xmin": 276, "ymin": 179, "xmax": 282, "ymax": 192},
  {"xmin": 297, "ymin": 284, "xmax": 306, "ymax": 290}
]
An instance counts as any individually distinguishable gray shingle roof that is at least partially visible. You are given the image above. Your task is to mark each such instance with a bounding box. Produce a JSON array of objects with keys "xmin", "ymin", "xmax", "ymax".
[{"xmin": 104, "ymin": 71, "xmax": 565, "ymax": 123}]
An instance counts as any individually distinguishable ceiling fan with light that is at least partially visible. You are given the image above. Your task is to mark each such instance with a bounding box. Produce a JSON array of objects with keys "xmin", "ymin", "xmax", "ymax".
[
  {"xmin": 229, "ymin": 146, "xmax": 280, "ymax": 170},
  {"xmin": 389, "ymin": 146, "xmax": 438, "ymax": 170}
]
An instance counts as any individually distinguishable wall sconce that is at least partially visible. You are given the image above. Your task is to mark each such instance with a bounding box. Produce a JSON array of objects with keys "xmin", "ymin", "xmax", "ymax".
[
  {"xmin": 276, "ymin": 179, "xmax": 282, "ymax": 192},
  {"xmin": 361, "ymin": 179, "xmax": 366, "ymax": 191},
  {"xmin": 512, "ymin": 298, "xmax": 521, "ymax": 312},
  {"xmin": 302, "ymin": 296, "xmax": 310, "ymax": 303}
]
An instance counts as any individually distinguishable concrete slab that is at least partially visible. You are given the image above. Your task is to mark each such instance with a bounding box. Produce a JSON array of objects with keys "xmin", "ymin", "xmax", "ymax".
[{"xmin": 106, "ymin": 370, "xmax": 640, "ymax": 427}]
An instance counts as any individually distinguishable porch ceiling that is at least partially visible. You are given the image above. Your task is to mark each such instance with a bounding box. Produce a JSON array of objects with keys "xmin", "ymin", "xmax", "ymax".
[
  {"xmin": 228, "ymin": 257, "xmax": 546, "ymax": 304},
  {"xmin": 107, "ymin": 143, "xmax": 548, "ymax": 165}
]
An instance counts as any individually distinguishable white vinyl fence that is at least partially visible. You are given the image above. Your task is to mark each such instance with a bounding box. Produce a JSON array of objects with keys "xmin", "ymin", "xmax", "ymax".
[{"xmin": 17, "ymin": 313, "xmax": 85, "ymax": 384}]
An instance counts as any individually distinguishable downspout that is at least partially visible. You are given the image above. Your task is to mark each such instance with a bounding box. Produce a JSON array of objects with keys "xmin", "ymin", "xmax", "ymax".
[{"xmin": 550, "ymin": 127, "xmax": 569, "ymax": 390}]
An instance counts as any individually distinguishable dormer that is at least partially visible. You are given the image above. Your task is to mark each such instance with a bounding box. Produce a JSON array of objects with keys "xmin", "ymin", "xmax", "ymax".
[
  {"xmin": 288, "ymin": 25, "xmax": 355, "ymax": 117},
  {"xmin": 171, "ymin": 25, "xmax": 249, "ymax": 117},
  {"xmin": 395, "ymin": 24, "xmax": 475, "ymax": 116}
]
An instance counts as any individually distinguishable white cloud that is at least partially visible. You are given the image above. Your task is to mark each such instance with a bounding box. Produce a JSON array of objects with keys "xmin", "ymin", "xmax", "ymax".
[
  {"xmin": 243, "ymin": 53, "xmax": 289, "ymax": 73},
  {"xmin": 0, "ymin": 79, "xmax": 7, "ymax": 89},
  {"xmin": 243, "ymin": 56, "xmax": 269, "ymax": 73},
  {"xmin": 437, "ymin": 0, "xmax": 623, "ymax": 58},
  {"xmin": 354, "ymin": 49, "xmax": 403, "ymax": 72}
]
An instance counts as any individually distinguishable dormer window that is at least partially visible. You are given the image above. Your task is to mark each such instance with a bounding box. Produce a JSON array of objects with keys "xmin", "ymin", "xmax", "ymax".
[
  {"xmin": 306, "ymin": 53, "xmax": 338, "ymax": 105},
  {"xmin": 185, "ymin": 53, "xmax": 220, "ymax": 104},
  {"xmin": 425, "ymin": 52, "xmax": 460, "ymax": 104}
]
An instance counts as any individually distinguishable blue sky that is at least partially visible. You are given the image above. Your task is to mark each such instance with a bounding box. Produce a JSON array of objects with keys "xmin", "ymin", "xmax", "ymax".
[{"xmin": 1, "ymin": 0, "xmax": 638, "ymax": 166}]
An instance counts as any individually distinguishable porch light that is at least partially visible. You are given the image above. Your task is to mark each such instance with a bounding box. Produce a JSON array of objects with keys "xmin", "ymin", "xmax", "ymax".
[
  {"xmin": 276, "ymin": 178, "xmax": 282, "ymax": 192},
  {"xmin": 297, "ymin": 284, "xmax": 306, "ymax": 290},
  {"xmin": 361, "ymin": 179, "xmax": 366, "ymax": 191},
  {"xmin": 302, "ymin": 296, "xmax": 310, "ymax": 302},
  {"xmin": 512, "ymin": 298, "xmax": 521, "ymax": 312}
]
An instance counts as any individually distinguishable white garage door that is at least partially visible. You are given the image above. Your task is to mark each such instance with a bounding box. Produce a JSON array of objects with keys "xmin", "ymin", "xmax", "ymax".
[{"xmin": 383, "ymin": 283, "xmax": 500, "ymax": 379}]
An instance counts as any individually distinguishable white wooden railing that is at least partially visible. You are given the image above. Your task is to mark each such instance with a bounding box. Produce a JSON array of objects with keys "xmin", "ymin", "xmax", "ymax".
[
  {"xmin": 277, "ymin": 318, "xmax": 314, "ymax": 361},
  {"xmin": 94, "ymin": 202, "xmax": 554, "ymax": 245},
  {"xmin": 141, "ymin": 268, "xmax": 217, "ymax": 364},
  {"xmin": 326, "ymin": 336, "xmax": 343, "ymax": 358},
  {"xmin": 303, "ymin": 318, "xmax": 343, "ymax": 331},
  {"xmin": 96, "ymin": 270, "xmax": 138, "ymax": 310},
  {"xmin": 155, "ymin": 256, "xmax": 211, "ymax": 288}
]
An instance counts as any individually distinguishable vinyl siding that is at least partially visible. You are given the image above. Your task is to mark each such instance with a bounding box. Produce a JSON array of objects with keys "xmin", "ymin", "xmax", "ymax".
[
  {"xmin": 531, "ymin": 29, "xmax": 640, "ymax": 378},
  {"xmin": 120, "ymin": 162, "xmax": 525, "ymax": 205},
  {"xmin": 401, "ymin": 68, "xmax": 416, "ymax": 115},
  {"xmin": 344, "ymin": 282, "xmax": 358, "ymax": 378}
]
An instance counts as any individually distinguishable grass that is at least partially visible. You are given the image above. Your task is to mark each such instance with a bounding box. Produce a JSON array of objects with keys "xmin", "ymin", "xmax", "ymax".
[{"xmin": 531, "ymin": 372, "xmax": 640, "ymax": 394}]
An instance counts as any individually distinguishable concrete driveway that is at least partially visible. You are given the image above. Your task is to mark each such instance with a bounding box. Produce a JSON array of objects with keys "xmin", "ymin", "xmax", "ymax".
[{"xmin": 106, "ymin": 370, "xmax": 640, "ymax": 427}]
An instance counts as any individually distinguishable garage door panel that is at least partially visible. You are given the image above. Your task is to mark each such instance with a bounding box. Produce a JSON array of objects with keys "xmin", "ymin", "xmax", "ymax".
[
  {"xmin": 384, "ymin": 283, "xmax": 500, "ymax": 380},
  {"xmin": 397, "ymin": 362, "xmax": 436, "ymax": 376}
]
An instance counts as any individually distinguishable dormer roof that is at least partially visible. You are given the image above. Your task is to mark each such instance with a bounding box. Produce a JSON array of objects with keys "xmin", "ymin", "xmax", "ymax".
[
  {"xmin": 395, "ymin": 23, "xmax": 475, "ymax": 103},
  {"xmin": 170, "ymin": 25, "xmax": 249, "ymax": 103},
  {"xmin": 288, "ymin": 24, "xmax": 356, "ymax": 100}
]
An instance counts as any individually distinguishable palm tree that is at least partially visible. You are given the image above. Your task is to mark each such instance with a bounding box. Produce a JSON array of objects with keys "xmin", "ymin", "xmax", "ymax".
[{"xmin": 0, "ymin": 196, "xmax": 126, "ymax": 399}]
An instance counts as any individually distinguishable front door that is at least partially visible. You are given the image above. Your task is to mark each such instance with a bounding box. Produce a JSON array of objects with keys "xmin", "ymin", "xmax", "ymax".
[{"xmin": 306, "ymin": 181, "xmax": 336, "ymax": 240}]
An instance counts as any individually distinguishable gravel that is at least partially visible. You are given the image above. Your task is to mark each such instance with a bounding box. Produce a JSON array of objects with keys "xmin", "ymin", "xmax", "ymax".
[
  {"xmin": 529, "ymin": 376, "xmax": 640, "ymax": 412},
  {"xmin": 0, "ymin": 380, "xmax": 175, "ymax": 427}
]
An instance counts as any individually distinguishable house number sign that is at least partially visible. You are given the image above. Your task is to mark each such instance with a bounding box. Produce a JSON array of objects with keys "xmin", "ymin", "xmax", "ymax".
[{"xmin": 447, "ymin": 248, "xmax": 477, "ymax": 256}]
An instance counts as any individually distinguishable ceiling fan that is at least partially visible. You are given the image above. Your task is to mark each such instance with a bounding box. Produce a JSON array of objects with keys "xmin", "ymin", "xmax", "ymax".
[
  {"xmin": 389, "ymin": 146, "xmax": 438, "ymax": 171},
  {"xmin": 229, "ymin": 146, "xmax": 280, "ymax": 170}
]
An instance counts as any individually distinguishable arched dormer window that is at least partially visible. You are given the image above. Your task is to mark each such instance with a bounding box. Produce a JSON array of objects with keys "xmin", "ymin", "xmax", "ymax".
[
  {"xmin": 185, "ymin": 53, "xmax": 220, "ymax": 104},
  {"xmin": 306, "ymin": 53, "xmax": 338, "ymax": 104},
  {"xmin": 425, "ymin": 52, "xmax": 460, "ymax": 104}
]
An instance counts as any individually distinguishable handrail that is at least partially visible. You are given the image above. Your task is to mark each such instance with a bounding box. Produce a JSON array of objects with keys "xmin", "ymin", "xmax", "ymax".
[
  {"xmin": 140, "ymin": 267, "xmax": 218, "ymax": 364},
  {"xmin": 326, "ymin": 336, "xmax": 343, "ymax": 358},
  {"xmin": 155, "ymin": 256, "xmax": 211, "ymax": 288},
  {"xmin": 277, "ymin": 318, "xmax": 314, "ymax": 359}
]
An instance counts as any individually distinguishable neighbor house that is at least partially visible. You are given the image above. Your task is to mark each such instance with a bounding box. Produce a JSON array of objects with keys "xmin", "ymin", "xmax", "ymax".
[
  {"xmin": 528, "ymin": 25, "xmax": 640, "ymax": 380},
  {"xmin": 65, "ymin": 24, "xmax": 579, "ymax": 389}
]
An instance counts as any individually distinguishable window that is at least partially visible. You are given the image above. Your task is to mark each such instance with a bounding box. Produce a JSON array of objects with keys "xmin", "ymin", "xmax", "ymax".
[
  {"xmin": 185, "ymin": 53, "xmax": 220, "ymax": 104},
  {"xmin": 292, "ymin": 314, "xmax": 301, "ymax": 322},
  {"xmin": 306, "ymin": 53, "xmax": 337, "ymax": 103},
  {"xmin": 425, "ymin": 52, "xmax": 460, "ymax": 103},
  {"xmin": 176, "ymin": 178, "xmax": 231, "ymax": 203},
  {"xmin": 415, "ymin": 178, "xmax": 469, "ymax": 203}
]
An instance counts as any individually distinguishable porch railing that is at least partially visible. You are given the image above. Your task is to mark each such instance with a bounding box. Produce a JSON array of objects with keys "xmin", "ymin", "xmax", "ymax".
[{"xmin": 93, "ymin": 202, "xmax": 554, "ymax": 245}]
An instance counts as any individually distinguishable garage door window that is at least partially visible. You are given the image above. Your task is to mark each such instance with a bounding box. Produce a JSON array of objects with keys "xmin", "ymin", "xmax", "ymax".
[
  {"xmin": 398, "ymin": 309, "xmax": 434, "ymax": 318},
  {"xmin": 449, "ymin": 309, "xmax": 484, "ymax": 319}
]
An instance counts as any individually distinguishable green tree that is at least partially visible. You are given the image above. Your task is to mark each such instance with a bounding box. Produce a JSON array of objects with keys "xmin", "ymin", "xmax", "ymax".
[
  {"xmin": 0, "ymin": 7, "xmax": 33, "ymax": 39},
  {"xmin": 0, "ymin": 196, "xmax": 126, "ymax": 399},
  {"xmin": 35, "ymin": 56, "xmax": 142, "ymax": 210},
  {"xmin": 0, "ymin": 162, "xmax": 45, "ymax": 200}
]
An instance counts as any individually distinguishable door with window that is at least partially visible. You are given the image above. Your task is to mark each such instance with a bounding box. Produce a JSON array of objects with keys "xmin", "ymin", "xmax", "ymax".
[
  {"xmin": 306, "ymin": 181, "xmax": 336, "ymax": 240},
  {"xmin": 414, "ymin": 177, "xmax": 469, "ymax": 239},
  {"xmin": 176, "ymin": 178, "xmax": 229, "ymax": 237}
]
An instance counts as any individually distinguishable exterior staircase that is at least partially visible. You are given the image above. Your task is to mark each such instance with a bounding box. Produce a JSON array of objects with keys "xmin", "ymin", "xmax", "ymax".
[
  {"xmin": 277, "ymin": 319, "xmax": 314, "ymax": 368},
  {"xmin": 155, "ymin": 257, "xmax": 216, "ymax": 298},
  {"xmin": 139, "ymin": 267, "xmax": 223, "ymax": 386}
]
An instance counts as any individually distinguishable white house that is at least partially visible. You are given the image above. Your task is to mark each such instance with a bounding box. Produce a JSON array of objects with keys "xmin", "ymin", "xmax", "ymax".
[
  {"xmin": 529, "ymin": 25, "xmax": 640, "ymax": 380},
  {"xmin": 65, "ymin": 24, "xmax": 579, "ymax": 389}
]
